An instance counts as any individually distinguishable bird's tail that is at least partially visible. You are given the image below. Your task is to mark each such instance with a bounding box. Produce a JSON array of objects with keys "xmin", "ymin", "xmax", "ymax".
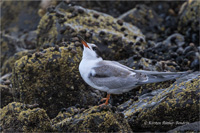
[{"xmin": 134, "ymin": 70, "xmax": 190, "ymax": 85}]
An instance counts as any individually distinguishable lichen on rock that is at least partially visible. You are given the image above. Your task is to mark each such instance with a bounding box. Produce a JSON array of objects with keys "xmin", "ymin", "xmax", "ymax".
[
  {"xmin": 37, "ymin": 1, "xmax": 145, "ymax": 60},
  {"xmin": 0, "ymin": 102, "xmax": 52, "ymax": 132},
  {"xmin": 120, "ymin": 72, "xmax": 200, "ymax": 131},
  {"xmin": 12, "ymin": 45, "xmax": 101, "ymax": 118},
  {"xmin": 53, "ymin": 106, "xmax": 132, "ymax": 132},
  {"xmin": 1, "ymin": 50, "xmax": 34, "ymax": 76},
  {"xmin": 178, "ymin": 0, "xmax": 200, "ymax": 35}
]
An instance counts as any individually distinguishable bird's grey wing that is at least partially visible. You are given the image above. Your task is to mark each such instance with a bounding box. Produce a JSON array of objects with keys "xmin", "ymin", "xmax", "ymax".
[
  {"xmin": 100, "ymin": 60, "xmax": 189, "ymax": 85},
  {"xmin": 89, "ymin": 63, "xmax": 144, "ymax": 90},
  {"xmin": 107, "ymin": 60, "xmax": 135, "ymax": 71}
]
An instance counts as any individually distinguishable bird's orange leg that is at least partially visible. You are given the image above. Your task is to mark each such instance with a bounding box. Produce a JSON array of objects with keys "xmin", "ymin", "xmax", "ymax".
[{"xmin": 99, "ymin": 94, "xmax": 110, "ymax": 106}]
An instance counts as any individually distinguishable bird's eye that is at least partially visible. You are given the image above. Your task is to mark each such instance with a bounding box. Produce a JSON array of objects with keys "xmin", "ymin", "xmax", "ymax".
[{"xmin": 92, "ymin": 47, "xmax": 97, "ymax": 51}]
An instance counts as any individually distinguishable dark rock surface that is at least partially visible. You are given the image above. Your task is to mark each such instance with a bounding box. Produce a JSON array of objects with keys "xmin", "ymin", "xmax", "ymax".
[
  {"xmin": 12, "ymin": 46, "xmax": 101, "ymax": 118},
  {"xmin": 1, "ymin": 1, "xmax": 41, "ymax": 33},
  {"xmin": 118, "ymin": 4, "xmax": 163, "ymax": 40},
  {"xmin": 142, "ymin": 33, "xmax": 200, "ymax": 71},
  {"xmin": 167, "ymin": 121, "xmax": 200, "ymax": 132},
  {"xmin": 118, "ymin": 72, "xmax": 200, "ymax": 132}
]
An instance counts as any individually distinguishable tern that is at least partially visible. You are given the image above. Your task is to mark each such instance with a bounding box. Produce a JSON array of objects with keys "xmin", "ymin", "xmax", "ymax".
[{"xmin": 78, "ymin": 36, "xmax": 188, "ymax": 106}]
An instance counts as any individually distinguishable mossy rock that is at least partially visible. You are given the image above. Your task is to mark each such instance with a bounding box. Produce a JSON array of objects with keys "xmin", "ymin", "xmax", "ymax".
[
  {"xmin": 0, "ymin": 102, "xmax": 52, "ymax": 132},
  {"xmin": 123, "ymin": 72, "xmax": 200, "ymax": 131},
  {"xmin": 178, "ymin": 0, "xmax": 200, "ymax": 35},
  {"xmin": 0, "ymin": 84, "xmax": 13, "ymax": 108},
  {"xmin": 37, "ymin": 1, "xmax": 145, "ymax": 60},
  {"xmin": 53, "ymin": 106, "xmax": 132, "ymax": 132},
  {"xmin": 12, "ymin": 45, "xmax": 101, "ymax": 118},
  {"xmin": 1, "ymin": 50, "xmax": 35, "ymax": 76}
]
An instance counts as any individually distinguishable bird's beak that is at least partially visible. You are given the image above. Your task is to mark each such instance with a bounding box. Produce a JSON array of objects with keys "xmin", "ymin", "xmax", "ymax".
[{"xmin": 77, "ymin": 35, "xmax": 90, "ymax": 49}]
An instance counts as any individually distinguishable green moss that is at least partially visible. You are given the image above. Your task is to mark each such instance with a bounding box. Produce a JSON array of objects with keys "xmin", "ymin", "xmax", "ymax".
[
  {"xmin": 178, "ymin": 0, "xmax": 200, "ymax": 33},
  {"xmin": 12, "ymin": 45, "xmax": 99, "ymax": 118},
  {"xmin": 128, "ymin": 75, "xmax": 200, "ymax": 131},
  {"xmin": 53, "ymin": 106, "xmax": 132, "ymax": 132},
  {"xmin": 36, "ymin": 2, "xmax": 145, "ymax": 60},
  {"xmin": 0, "ymin": 84, "xmax": 13, "ymax": 108},
  {"xmin": 1, "ymin": 50, "xmax": 33, "ymax": 75},
  {"xmin": 0, "ymin": 102, "xmax": 52, "ymax": 132}
]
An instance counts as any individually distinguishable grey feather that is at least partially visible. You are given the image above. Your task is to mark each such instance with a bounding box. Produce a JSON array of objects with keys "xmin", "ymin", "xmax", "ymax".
[
  {"xmin": 88, "ymin": 60, "xmax": 189, "ymax": 93},
  {"xmin": 89, "ymin": 64, "xmax": 139, "ymax": 90}
]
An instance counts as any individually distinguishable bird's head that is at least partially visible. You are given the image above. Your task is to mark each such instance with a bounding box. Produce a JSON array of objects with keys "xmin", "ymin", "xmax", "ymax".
[{"xmin": 78, "ymin": 35, "xmax": 102, "ymax": 60}]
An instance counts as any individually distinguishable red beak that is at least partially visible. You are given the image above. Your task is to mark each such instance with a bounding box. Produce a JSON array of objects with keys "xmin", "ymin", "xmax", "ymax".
[{"xmin": 77, "ymin": 35, "xmax": 90, "ymax": 49}]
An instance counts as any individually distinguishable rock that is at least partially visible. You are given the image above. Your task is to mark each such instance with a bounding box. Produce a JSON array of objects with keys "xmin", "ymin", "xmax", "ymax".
[
  {"xmin": 120, "ymin": 57, "xmax": 178, "ymax": 72},
  {"xmin": 37, "ymin": 1, "xmax": 145, "ymax": 60},
  {"xmin": 0, "ymin": 102, "xmax": 53, "ymax": 132},
  {"xmin": 52, "ymin": 106, "xmax": 132, "ymax": 132},
  {"xmin": 0, "ymin": 33, "xmax": 26, "ymax": 68},
  {"xmin": 1, "ymin": 1, "xmax": 41, "ymax": 33},
  {"xmin": 167, "ymin": 121, "xmax": 200, "ymax": 132},
  {"xmin": 119, "ymin": 72, "xmax": 200, "ymax": 131},
  {"xmin": 0, "ymin": 84, "xmax": 13, "ymax": 108},
  {"xmin": 64, "ymin": 1, "xmax": 140, "ymax": 17},
  {"xmin": 118, "ymin": 4, "xmax": 163, "ymax": 35},
  {"xmin": 178, "ymin": 0, "xmax": 199, "ymax": 44},
  {"xmin": 12, "ymin": 46, "xmax": 101, "ymax": 118},
  {"xmin": 1, "ymin": 50, "xmax": 35, "ymax": 76},
  {"xmin": 141, "ymin": 33, "xmax": 199, "ymax": 71},
  {"xmin": 190, "ymin": 58, "xmax": 200, "ymax": 71},
  {"xmin": 19, "ymin": 31, "xmax": 38, "ymax": 49}
]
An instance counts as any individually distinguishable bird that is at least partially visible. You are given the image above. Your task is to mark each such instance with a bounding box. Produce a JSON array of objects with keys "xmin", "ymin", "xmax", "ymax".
[{"xmin": 78, "ymin": 35, "xmax": 189, "ymax": 106}]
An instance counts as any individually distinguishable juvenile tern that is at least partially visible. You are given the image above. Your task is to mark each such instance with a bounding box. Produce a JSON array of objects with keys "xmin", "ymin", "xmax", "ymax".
[{"xmin": 78, "ymin": 36, "xmax": 188, "ymax": 106}]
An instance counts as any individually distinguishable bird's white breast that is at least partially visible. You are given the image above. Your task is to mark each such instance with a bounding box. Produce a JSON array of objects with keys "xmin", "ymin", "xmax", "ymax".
[{"xmin": 79, "ymin": 58, "xmax": 107, "ymax": 91}]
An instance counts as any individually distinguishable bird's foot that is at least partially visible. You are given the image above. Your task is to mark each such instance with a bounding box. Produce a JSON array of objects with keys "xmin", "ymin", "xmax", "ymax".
[
  {"xmin": 99, "ymin": 102, "xmax": 109, "ymax": 107},
  {"xmin": 99, "ymin": 94, "xmax": 110, "ymax": 106},
  {"xmin": 100, "ymin": 98, "xmax": 107, "ymax": 102}
]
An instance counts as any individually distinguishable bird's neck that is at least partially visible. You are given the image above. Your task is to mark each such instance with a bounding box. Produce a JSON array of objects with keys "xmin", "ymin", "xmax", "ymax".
[{"xmin": 82, "ymin": 55, "xmax": 103, "ymax": 61}]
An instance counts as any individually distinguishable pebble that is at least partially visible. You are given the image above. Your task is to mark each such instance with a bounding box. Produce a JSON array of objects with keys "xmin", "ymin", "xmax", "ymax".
[
  {"xmin": 185, "ymin": 51, "xmax": 196, "ymax": 59},
  {"xmin": 28, "ymin": 53, "xmax": 32, "ymax": 58},
  {"xmin": 134, "ymin": 97, "xmax": 138, "ymax": 101},
  {"xmin": 176, "ymin": 47, "xmax": 184, "ymax": 55},
  {"xmin": 47, "ymin": 6, "xmax": 55, "ymax": 13},
  {"xmin": 190, "ymin": 58, "xmax": 200, "ymax": 70},
  {"xmin": 184, "ymin": 46, "xmax": 194, "ymax": 54},
  {"xmin": 75, "ymin": 41, "xmax": 81, "ymax": 47},
  {"xmin": 35, "ymin": 52, "xmax": 40, "ymax": 58},
  {"xmin": 80, "ymin": 29, "xmax": 86, "ymax": 33},
  {"xmin": 54, "ymin": 45, "xmax": 59, "ymax": 51},
  {"xmin": 120, "ymin": 27, "xmax": 126, "ymax": 31},
  {"xmin": 99, "ymin": 31, "xmax": 106, "ymax": 36},
  {"xmin": 77, "ymin": 8, "xmax": 84, "ymax": 14},
  {"xmin": 117, "ymin": 19, "xmax": 123, "ymax": 26},
  {"xmin": 85, "ymin": 32, "xmax": 91, "ymax": 38},
  {"xmin": 93, "ymin": 13, "xmax": 99, "ymax": 19},
  {"xmin": 71, "ymin": 37, "xmax": 79, "ymax": 42}
]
